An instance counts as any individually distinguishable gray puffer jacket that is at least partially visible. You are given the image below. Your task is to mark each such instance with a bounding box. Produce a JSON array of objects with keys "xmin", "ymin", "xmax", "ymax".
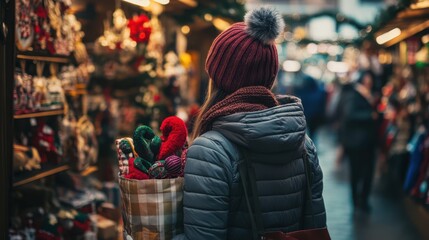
[{"xmin": 174, "ymin": 96, "xmax": 326, "ymax": 240}]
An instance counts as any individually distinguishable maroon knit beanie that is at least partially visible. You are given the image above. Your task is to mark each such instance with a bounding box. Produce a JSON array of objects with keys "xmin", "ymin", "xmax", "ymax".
[{"xmin": 206, "ymin": 8, "xmax": 285, "ymax": 93}]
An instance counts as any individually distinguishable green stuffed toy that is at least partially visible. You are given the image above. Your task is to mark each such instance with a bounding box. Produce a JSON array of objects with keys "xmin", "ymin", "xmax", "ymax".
[{"xmin": 132, "ymin": 125, "xmax": 161, "ymax": 174}]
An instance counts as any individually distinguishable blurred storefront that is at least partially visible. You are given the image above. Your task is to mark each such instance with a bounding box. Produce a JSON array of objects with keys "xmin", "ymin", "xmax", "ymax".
[
  {"xmin": 0, "ymin": 0, "xmax": 245, "ymax": 238},
  {"xmin": 251, "ymin": 0, "xmax": 429, "ymax": 239},
  {"xmin": 372, "ymin": 0, "xmax": 429, "ymax": 237}
]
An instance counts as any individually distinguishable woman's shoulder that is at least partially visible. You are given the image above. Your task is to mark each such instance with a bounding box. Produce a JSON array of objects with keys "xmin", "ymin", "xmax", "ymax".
[
  {"xmin": 186, "ymin": 131, "xmax": 238, "ymax": 182},
  {"xmin": 189, "ymin": 131, "xmax": 239, "ymax": 159}
]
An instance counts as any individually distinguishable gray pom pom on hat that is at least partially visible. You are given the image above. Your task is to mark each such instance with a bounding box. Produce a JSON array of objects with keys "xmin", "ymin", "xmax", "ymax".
[{"xmin": 244, "ymin": 7, "xmax": 285, "ymax": 45}]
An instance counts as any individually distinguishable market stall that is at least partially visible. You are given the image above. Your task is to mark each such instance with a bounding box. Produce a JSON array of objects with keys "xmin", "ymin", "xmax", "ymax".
[{"xmin": 373, "ymin": 0, "xmax": 429, "ymax": 238}]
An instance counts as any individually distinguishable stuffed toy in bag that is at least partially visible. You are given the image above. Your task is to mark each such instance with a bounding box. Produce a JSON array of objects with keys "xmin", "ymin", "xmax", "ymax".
[
  {"xmin": 118, "ymin": 138, "xmax": 148, "ymax": 180},
  {"xmin": 120, "ymin": 116, "xmax": 188, "ymax": 180},
  {"xmin": 158, "ymin": 116, "xmax": 188, "ymax": 160},
  {"xmin": 132, "ymin": 125, "xmax": 161, "ymax": 174}
]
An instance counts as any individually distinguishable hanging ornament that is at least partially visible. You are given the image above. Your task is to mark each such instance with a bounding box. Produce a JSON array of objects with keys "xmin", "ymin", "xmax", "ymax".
[
  {"xmin": 33, "ymin": 1, "xmax": 52, "ymax": 51},
  {"xmin": 127, "ymin": 13, "xmax": 152, "ymax": 43},
  {"xmin": 16, "ymin": 0, "xmax": 35, "ymax": 51}
]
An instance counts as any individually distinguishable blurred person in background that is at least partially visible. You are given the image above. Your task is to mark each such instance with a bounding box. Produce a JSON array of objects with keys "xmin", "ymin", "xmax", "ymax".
[
  {"xmin": 337, "ymin": 70, "xmax": 379, "ymax": 212},
  {"xmin": 326, "ymin": 77, "xmax": 347, "ymax": 168},
  {"xmin": 292, "ymin": 72, "xmax": 327, "ymax": 142}
]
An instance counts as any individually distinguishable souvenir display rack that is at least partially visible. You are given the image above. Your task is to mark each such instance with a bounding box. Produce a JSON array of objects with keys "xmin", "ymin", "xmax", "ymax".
[
  {"xmin": 1, "ymin": 0, "xmax": 247, "ymax": 238},
  {"xmin": 9, "ymin": 0, "xmax": 103, "ymax": 238}
]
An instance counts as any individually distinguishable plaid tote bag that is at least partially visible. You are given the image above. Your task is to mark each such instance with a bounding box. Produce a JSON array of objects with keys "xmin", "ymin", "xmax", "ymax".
[{"xmin": 119, "ymin": 176, "xmax": 184, "ymax": 240}]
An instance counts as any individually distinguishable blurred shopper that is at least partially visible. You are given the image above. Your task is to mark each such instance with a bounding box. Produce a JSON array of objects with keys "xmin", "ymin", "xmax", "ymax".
[
  {"xmin": 326, "ymin": 78, "xmax": 346, "ymax": 168},
  {"xmin": 338, "ymin": 70, "xmax": 378, "ymax": 212},
  {"xmin": 293, "ymin": 73, "xmax": 327, "ymax": 141},
  {"xmin": 174, "ymin": 8, "xmax": 327, "ymax": 240}
]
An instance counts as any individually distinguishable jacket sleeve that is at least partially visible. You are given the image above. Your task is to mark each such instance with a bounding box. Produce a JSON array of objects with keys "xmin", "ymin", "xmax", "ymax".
[
  {"xmin": 303, "ymin": 135, "xmax": 327, "ymax": 229},
  {"xmin": 173, "ymin": 135, "xmax": 232, "ymax": 240}
]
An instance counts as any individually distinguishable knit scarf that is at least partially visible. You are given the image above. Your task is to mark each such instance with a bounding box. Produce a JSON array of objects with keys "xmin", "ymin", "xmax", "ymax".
[{"xmin": 200, "ymin": 86, "xmax": 279, "ymax": 134}]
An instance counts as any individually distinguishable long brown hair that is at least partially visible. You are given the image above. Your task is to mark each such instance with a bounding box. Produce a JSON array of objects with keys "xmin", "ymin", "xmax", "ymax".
[{"xmin": 190, "ymin": 79, "xmax": 227, "ymax": 143}]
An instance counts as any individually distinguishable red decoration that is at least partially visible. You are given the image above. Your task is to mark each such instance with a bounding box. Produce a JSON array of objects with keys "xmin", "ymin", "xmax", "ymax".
[
  {"xmin": 35, "ymin": 5, "xmax": 48, "ymax": 18},
  {"xmin": 158, "ymin": 116, "xmax": 188, "ymax": 160},
  {"xmin": 33, "ymin": 120, "xmax": 59, "ymax": 163},
  {"xmin": 127, "ymin": 14, "xmax": 152, "ymax": 43},
  {"xmin": 33, "ymin": 4, "xmax": 53, "ymax": 52}
]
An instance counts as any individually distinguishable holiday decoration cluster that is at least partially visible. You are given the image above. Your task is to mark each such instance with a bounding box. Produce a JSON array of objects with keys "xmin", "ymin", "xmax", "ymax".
[{"xmin": 93, "ymin": 9, "xmax": 158, "ymax": 81}]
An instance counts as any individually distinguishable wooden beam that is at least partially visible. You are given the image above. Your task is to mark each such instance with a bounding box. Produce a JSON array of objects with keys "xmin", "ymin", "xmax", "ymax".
[
  {"xmin": 397, "ymin": 8, "xmax": 429, "ymax": 20},
  {"xmin": 14, "ymin": 109, "xmax": 65, "ymax": 119}
]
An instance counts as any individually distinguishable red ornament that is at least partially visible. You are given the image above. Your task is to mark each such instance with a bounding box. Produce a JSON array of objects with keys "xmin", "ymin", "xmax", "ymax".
[{"xmin": 127, "ymin": 14, "xmax": 152, "ymax": 43}]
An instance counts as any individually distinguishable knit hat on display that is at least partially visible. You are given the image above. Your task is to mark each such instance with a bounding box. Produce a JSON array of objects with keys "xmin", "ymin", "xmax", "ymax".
[{"xmin": 206, "ymin": 7, "xmax": 285, "ymax": 93}]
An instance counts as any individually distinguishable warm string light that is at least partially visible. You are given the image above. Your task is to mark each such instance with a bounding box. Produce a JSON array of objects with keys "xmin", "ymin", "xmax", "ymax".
[
  {"xmin": 204, "ymin": 13, "xmax": 213, "ymax": 21},
  {"xmin": 327, "ymin": 61, "xmax": 349, "ymax": 73},
  {"xmin": 122, "ymin": 0, "xmax": 150, "ymax": 7},
  {"xmin": 422, "ymin": 34, "xmax": 429, "ymax": 44},
  {"xmin": 376, "ymin": 28, "xmax": 401, "ymax": 45},
  {"xmin": 181, "ymin": 25, "xmax": 190, "ymax": 34},
  {"xmin": 213, "ymin": 18, "xmax": 231, "ymax": 31},
  {"xmin": 122, "ymin": 0, "xmax": 170, "ymax": 7},
  {"xmin": 154, "ymin": 0, "xmax": 170, "ymax": 4},
  {"xmin": 282, "ymin": 60, "xmax": 301, "ymax": 72}
]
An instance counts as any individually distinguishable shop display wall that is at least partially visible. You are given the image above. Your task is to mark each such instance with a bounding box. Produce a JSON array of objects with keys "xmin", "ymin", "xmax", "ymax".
[{"xmin": 1, "ymin": 0, "xmax": 16, "ymax": 237}]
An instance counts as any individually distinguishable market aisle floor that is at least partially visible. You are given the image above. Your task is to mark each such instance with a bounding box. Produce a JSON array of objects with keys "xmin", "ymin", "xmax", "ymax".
[{"xmin": 314, "ymin": 127, "xmax": 422, "ymax": 240}]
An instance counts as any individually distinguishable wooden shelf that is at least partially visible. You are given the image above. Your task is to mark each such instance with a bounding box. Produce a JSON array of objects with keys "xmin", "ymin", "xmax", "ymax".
[
  {"xmin": 14, "ymin": 109, "xmax": 64, "ymax": 119},
  {"xmin": 17, "ymin": 52, "xmax": 71, "ymax": 64},
  {"xmin": 13, "ymin": 163, "xmax": 69, "ymax": 187},
  {"xmin": 80, "ymin": 166, "xmax": 98, "ymax": 177},
  {"xmin": 75, "ymin": 83, "xmax": 87, "ymax": 89},
  {"xmin": 66, "ymin": 89, "xmax": 87, "ymax": 96}
]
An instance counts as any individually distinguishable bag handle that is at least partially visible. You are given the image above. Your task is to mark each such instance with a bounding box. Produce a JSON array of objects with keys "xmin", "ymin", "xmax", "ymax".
[{"xmin": 239, "ymin": 146, "xmax": 314, "ymax": 240}]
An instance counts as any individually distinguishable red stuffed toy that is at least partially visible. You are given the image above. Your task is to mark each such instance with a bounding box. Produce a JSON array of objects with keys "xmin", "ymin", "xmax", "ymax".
[
  {"xmin": 125, "ymin": 157, "xmax": 149, "ymax": 180},
  {"xmin": 158, "ymin": 116, "xmax": 188, "ymax": 160}
]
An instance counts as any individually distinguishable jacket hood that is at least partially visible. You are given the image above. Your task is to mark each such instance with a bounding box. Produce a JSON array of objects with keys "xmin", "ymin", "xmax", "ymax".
[{"xmin": 211, "ymin": 95, "xmax": 307, "ymax": 155}]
